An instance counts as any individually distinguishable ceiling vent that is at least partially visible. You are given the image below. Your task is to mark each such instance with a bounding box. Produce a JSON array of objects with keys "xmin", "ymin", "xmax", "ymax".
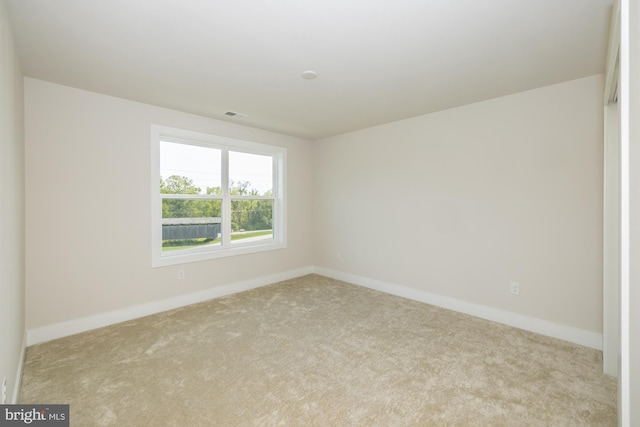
[{"xmin": 224, "ymin": 111, "xmax": 247, "ymax": 119}]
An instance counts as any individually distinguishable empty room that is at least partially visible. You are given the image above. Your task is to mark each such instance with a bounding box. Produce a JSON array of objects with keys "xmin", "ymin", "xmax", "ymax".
[{"xmin": 1, "ymin": 0, "xmax": 638, "ymax": 426}]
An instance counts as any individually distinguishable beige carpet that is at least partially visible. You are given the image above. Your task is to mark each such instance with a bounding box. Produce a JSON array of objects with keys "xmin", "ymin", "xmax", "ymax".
[{"xmin": 20, "ymin": 274, "xmax": 616, "ymax": 426}]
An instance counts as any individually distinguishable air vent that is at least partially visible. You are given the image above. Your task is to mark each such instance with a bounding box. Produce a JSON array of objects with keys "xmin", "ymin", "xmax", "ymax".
[{"xmin": 224, "ymin": 111, "xmax": 247, "ymax": 119}]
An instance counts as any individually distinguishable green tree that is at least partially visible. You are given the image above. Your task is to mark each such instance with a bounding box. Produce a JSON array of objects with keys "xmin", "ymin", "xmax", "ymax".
[
  {"xmin": 247, "ymin": 199, "xmax": 272, "ymax": 230},
  {"xmin": 230, "ymin": 181, "xmax": 256, "ymax": 230},
  {"xmin": 207, "ymin": 186, "xmax": 222, "ymax": 196},
  {"xmin": 160, "ymin": 177, "xmax": 270, "ymax": 230},
  {"xmin": 160, "ymin": 175, "xmax": 201, "ymax": 195},
  {"xmin": 160, "ymin": 176, "xmax": 221, "ymax": 219},
  {"xmin": 228, "ymin": 181, "xmax": 272, "ymax": 231}
]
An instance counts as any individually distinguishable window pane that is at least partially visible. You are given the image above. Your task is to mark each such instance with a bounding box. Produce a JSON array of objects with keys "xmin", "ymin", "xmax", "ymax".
[
  {"xmin": 230, "ymin": 199, "xmax": 273, "ymax": 243},
  {"xmin": 162, "ymin": 199, "xmax": 222, "ymax": 251},
  {"xmin": 229, "ymin": 151, "xmax": 273, "ymax": 196},
  {"xmin": 160, "ymin": 141, "xmax": 221, "ymax": 195}
]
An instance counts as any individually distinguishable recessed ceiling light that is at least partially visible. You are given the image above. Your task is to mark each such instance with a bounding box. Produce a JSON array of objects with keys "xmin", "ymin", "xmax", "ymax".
[{"xmin": 301, "ymin": 70, "xmax": 317, "ymax": 80}]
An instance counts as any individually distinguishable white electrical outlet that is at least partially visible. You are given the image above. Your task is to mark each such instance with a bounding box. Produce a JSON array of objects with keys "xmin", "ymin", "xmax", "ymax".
[
  {"xmin": 510, "ymin": 282, "xmax": 520, "ymax": 295},
  {"xmin": 2, "ymin": 377, "xmax": 7, "ymax": 404},
  {"xmin": 178, "ymin": 269, "xmax": 185, "ymax": 280}
]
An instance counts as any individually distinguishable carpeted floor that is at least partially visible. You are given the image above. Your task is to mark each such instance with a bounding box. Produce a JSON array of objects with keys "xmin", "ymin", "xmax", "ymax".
[{"xmin": 20, "ymin": 274, "xmax": 616, "ymax": 426}]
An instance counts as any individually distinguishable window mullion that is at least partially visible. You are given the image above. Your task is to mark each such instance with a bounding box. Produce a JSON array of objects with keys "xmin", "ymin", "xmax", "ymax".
[
  {"xmin": 221, "ymin": 148, "xmax": 231, "ymax": 246},
  {"xmin": 272, "ymin": 154, "xmax": 279, "ymax": 240}
]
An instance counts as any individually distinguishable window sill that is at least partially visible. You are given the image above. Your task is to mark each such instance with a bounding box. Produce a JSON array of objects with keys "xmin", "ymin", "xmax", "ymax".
[{"xmin": 151, "ymin": 240, "xmax": 287, "ymax": 267}]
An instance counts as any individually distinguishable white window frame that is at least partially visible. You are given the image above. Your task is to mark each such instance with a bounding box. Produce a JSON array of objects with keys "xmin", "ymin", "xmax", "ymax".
[{"xmin": 151, "ymin": 125, "xmax": 287, "ymax": 267}]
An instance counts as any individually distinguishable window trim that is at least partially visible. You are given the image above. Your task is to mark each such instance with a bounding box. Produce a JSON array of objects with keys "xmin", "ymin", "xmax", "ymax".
[{"xmin": 151, "ymin": 125, "xmax": 287, "ymax": 267}]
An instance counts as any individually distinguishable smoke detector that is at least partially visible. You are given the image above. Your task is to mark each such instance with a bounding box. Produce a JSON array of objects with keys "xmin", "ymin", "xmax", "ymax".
[{"xmin": 301, "ymin": 70, "xmax": 317, "ymax": 79}]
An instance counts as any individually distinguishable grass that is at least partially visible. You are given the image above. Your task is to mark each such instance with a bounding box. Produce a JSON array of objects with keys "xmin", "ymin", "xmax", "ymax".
[
  {"xmin": 162, "ymin": 230, "xmax": 273, "ymax": 251},
  {"xmin": 231, "ymin": 230, "xmax": 273, "ymax": 240}
]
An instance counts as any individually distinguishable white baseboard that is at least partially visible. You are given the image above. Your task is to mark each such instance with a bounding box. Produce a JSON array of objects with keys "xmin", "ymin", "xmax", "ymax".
[
  {"xmin": 25, "ymin": 265, "xmax": 602, "ymax": 351},
  {"xmin": 313, "ymin": 267, "xmax": 603, "ymax": 350},
  {"xmin": 12, "ymin": 333, "xmax": 26, "ymax": 404},
  {"xmin": 26, "ymin": 266, "xmax": 314, "ymax": 346}
]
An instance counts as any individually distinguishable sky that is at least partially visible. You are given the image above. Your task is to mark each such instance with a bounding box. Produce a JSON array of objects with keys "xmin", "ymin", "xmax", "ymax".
[{"xmin": 160, "ymin": 141, "xmax": 273, "ymax": 195}]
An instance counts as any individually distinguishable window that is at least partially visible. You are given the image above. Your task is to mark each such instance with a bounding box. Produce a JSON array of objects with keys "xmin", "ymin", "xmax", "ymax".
[{"xmin": 151, "ymin": 125, "xmax": 286, "ymax": 267}]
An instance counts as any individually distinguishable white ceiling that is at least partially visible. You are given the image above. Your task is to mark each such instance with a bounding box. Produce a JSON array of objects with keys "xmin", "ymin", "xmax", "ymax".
[{"xmin": 7, "ymin": 0, "xmax": 614, "ymax": 140}]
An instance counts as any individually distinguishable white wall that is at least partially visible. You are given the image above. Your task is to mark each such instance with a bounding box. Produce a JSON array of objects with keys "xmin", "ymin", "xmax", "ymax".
[
  {"xmin": 626, "ymin": 0, "xmax": 640, "ymax": 422},
  {"xmin": 0, "ymin": 0, "xmax": 25, "ymax": 403},
  {"xmin": 313, "ymin": 75, "xmax": 604, "ymax": 336},
  {"xmin": 602, "ymin": 100, "xmax": 620, "ymax": 376},
  {"xmin": 24, "ymin": 78, "xmax": 314, "ymax": 331}
]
